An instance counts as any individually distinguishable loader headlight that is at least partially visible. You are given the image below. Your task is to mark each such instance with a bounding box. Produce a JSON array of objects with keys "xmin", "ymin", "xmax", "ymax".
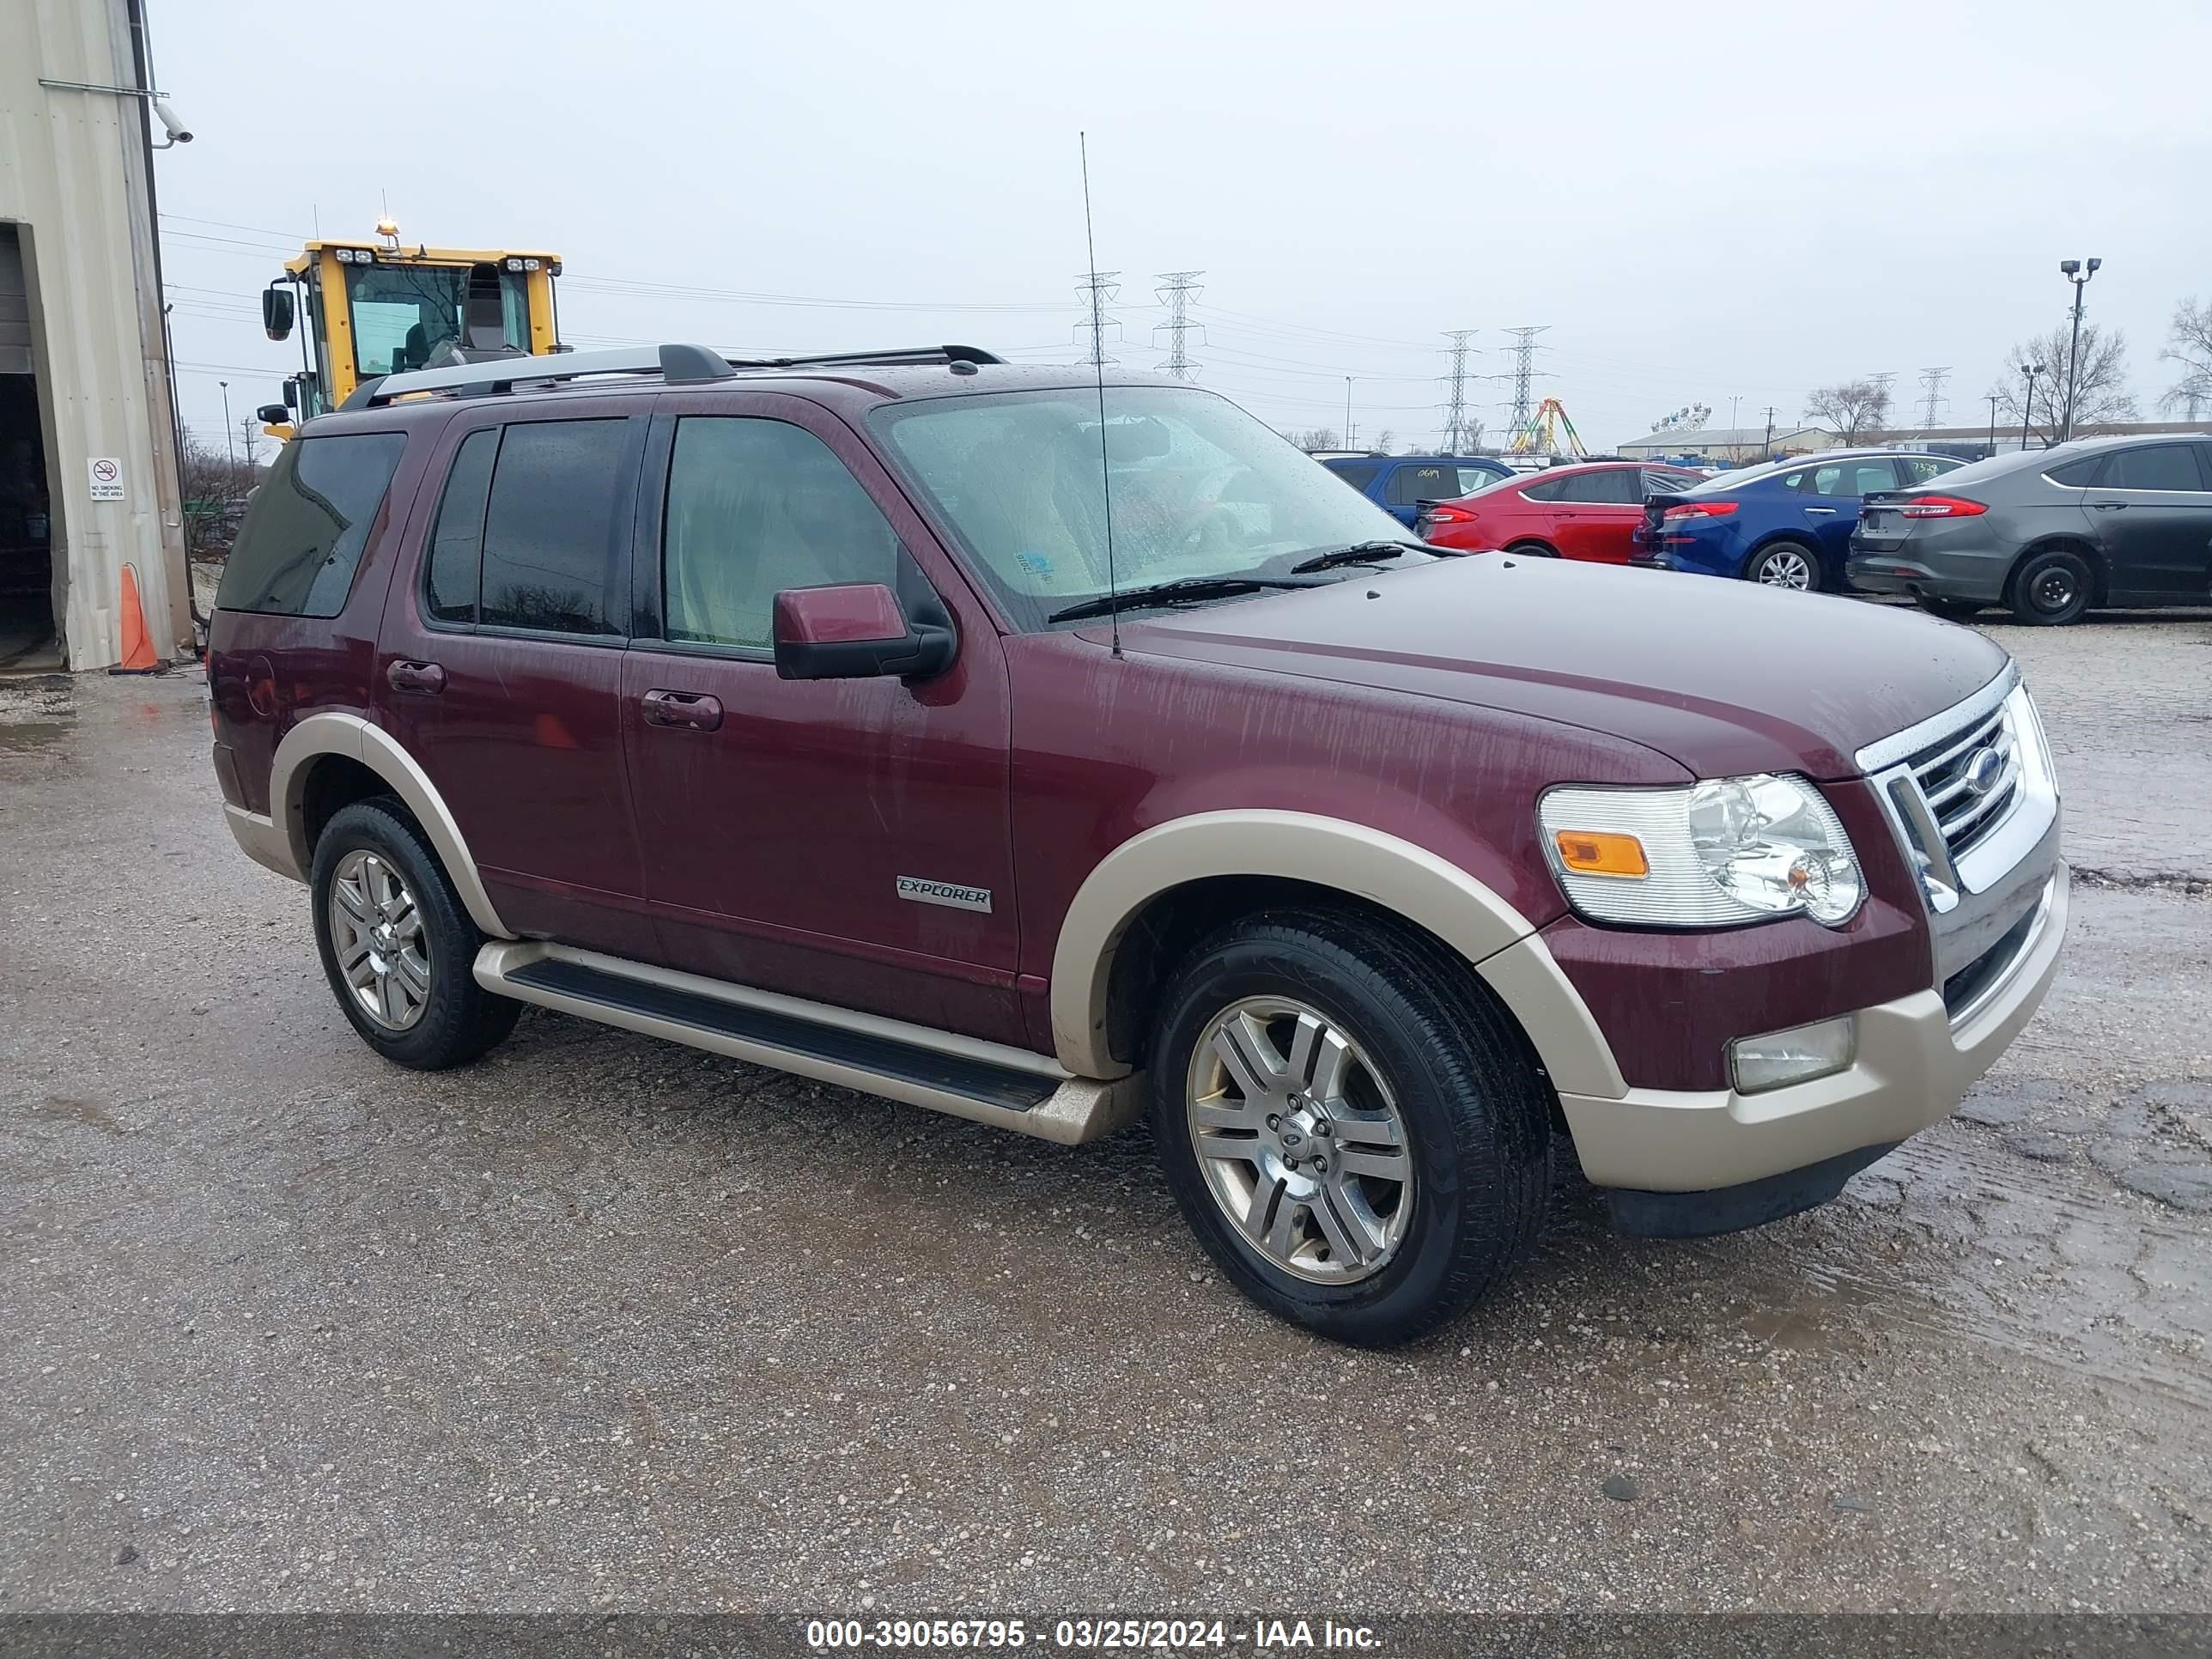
[{"xmin": 1540, "ymin": 774, "xmax": 1864, "ymax": 928}]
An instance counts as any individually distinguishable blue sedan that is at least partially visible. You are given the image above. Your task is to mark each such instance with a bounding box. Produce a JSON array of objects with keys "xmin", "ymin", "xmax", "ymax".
[{"xmin": 1632, "ymin": 450, "xmax": 1963, "ymax": 590}]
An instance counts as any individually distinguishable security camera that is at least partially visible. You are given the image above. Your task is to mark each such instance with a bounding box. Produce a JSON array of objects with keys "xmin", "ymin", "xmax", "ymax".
[{"xmin": 151, "ymin": 98, "xmax": 192, "ymax": 144}]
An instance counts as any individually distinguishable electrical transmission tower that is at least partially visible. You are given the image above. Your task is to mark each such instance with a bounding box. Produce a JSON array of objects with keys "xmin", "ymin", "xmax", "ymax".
[
  {"xmin": 1917, "ymin": 366, "xmax": 1952, "ymax": 433},
  {"xmin": 1869, "ymin": 369, "xmax": 1899, "ymax": 436},
  {"xmin": 1441, "ymin": 330, "xmax": 1477, "ymax": 453},
  {"xmin": 1152, "ymin": 271, "xmax": 1205, "ymax": 379},
  {"xmin": 1501, "ymin": 326, "xmax": 1550, "ymax": 436},
  {"xmin": 1073, "ymin": 270, "xmax": 1122, "ymax": 368}
]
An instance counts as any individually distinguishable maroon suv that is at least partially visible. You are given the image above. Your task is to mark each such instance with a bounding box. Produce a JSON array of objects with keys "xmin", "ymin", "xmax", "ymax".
[{"xmin": 209, "ymin": 343, "xmax": 2066, "ymax": 1346}]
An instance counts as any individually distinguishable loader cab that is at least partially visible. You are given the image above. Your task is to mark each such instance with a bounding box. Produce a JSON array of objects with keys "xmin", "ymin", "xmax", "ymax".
[{"xmin": 258, "ymin": 225, "xmax": 562, "ymax": 433}]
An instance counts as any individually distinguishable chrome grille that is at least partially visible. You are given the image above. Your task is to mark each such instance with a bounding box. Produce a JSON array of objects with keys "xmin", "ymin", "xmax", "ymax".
[{"xmin": 1902, "ymin": 702, "xmax": 2020, "ymax": 861}]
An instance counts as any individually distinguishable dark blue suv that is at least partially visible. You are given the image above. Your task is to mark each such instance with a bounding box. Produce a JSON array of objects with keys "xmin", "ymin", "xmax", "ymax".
[
  {"xmin": 1324, "ymin": 454, "xmax": 1514, "ymax": 528},
  {"xmin": 1632, "ymin": 450, "xmax": 1962, "ymax": 590}
]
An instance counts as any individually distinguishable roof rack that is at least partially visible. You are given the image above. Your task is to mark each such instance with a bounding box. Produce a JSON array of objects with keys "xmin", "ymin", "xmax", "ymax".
[{"xmin": 343, "ymin": 343, "xmax": 1006, "ymax": 410}]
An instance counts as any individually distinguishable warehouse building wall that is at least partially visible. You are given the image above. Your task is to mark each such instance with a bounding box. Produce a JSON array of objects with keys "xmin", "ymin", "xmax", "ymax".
[{"xmin": 0, "ymin": 0, "xmax": 191, "ymax": 671}]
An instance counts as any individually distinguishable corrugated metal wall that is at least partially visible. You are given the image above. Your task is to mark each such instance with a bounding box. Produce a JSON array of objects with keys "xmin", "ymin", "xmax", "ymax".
[
  {"xmin": 0, "ymin": 0, "xmax": 191, "ymax": 670},
  {"xmin": 0, "ymin": 226, "xmax": 30, "ymax": 375}
]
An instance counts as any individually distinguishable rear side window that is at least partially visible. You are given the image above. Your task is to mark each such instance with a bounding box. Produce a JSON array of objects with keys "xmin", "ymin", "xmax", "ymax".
[
  {"xmin": 1387, "ymin": 464, "xmax": 1457, "ymax": 506},
  {"xmin": 2100, "ymin": 444, "xmax": 2206, "ymax": 492},
  {"xmin": 1520, "ymin": 475, "xmax": 1567, "ymax": 502},
  {"xmin": 1455, "ymin": 465, "xmax": 1498, "ymax": 494},
  {"xmin": 423, "ymin": 428, "xmax": 496, "ymax": 625},
  {"xmin": 478, "ymin": 419, "xmax": 630, "ymax": 635},
  {"xmin": 1896, "ymin": 457, "xmax": 1955, "ymax": 486},
  {"xmin": 216, "ymin": 433, "xmax": 405, "ymax": 617},
  {"xmin": 2045, "ymin": 455, "xmax": 2101, "ymax": 487},
  {"xmin": 1327, "ymin": 461, "xmax": 1382, "ymax": 493}
]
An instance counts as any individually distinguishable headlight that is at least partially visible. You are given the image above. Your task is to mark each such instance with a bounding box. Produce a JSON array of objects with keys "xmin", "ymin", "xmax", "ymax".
[{"xmin": 1540, "ymin": 774, "xmax": 1864, "ymax": 928}]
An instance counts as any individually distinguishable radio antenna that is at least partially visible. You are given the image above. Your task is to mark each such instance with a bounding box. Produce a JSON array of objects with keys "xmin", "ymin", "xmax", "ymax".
[{"xmin": 1079, "ymin": 131, "xmax": 1122, "ymax": 659}]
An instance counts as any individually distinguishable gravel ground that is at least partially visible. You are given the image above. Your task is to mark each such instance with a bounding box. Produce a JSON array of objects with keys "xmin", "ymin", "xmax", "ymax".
[{"xmin": 1, "ymin": 609, "xmax": 2209, "ymax": 1617}]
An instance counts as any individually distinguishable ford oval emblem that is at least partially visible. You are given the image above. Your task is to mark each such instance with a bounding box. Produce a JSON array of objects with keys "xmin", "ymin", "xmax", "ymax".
[{"xmin": 1961, "ymin": 747, "xmax": 2004, "ymax": 798}]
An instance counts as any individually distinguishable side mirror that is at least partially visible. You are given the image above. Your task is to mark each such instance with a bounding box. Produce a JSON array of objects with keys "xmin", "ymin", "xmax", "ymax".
[
  {"xmin": 254, "ymin": 403, "xmax": 289, "ymax": 424},
  {"xmin": 773, "ymin": 583, "xmax": 956, "ymax": 682},
  {"xmin": 262, "ymin": 284, "xmax": 295, "ymax": 341}
]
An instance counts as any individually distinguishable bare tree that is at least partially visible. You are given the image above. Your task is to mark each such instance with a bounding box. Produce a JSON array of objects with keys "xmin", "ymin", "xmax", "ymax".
[
  {"xmin": 2159, "ymin": 297, "xmax": 2212, "ymax": 417},
  {"xmin": 178, "ymin": 433, "xmax": 262, "ymax": 554},
  {"xmin": 1993, "ymin": 323, "xmax": 2136, "ymax": 445},
  {"xmin": 1371, "ymin": 428, "xmax": 1395, "ymax": 455},
  {"xmin": 1802, "ymin": 380, "xmax": 1893, "ymax": 443},
  {"xmin": 1291, "ymin": 428, "xmax": 1342, "ymax": 453}
]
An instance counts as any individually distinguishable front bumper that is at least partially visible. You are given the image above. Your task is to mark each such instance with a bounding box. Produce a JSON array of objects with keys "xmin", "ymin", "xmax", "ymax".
[{"xmin": 1559, "ymin": 861, "xmax": 2066, "ymax": 1194}]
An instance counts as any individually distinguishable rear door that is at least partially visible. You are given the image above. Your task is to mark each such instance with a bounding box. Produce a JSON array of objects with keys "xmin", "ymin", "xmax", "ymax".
[
  {"xmin": 374, "ymin": 398, "xmax": 656, "ymax": 957},
  {"xmin": 1800, "ymin": 456, "xmax": 1899, "ymax": 566},
  {"xmin": 2081, "ymin": 443, "xmax": 2212, "ymax": 600},
  {"xmin": 617, "ymin": 392, "xmax": 1024, "ymax": 1044},
  {"xmin": 1548, "ymin": 466, "xmax": 1645, "ymax": 562},
  {"xmin": 1383, "ymin": 462, "xmax": 1458, "ymax": 527}
]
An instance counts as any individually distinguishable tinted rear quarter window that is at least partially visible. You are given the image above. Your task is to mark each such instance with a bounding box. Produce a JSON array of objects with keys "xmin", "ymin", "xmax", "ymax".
[
  {"xmin": 1387, "ymin": 465, "xmax": 1456, "ymax": 505},
  {"xmin": 216, "ymin": 432, "xmax": 406, "ymax": 617},
  {"xmin": 424, "ymin": 427, "xmax": 497, "ymax": 625},
  {"xmin": 2045, "ymin": 455, "xmax": 2102, "ymax": 487},
  {"xmin": 478, "ymin": 419, "xmax": 630, "ymax": 635}
]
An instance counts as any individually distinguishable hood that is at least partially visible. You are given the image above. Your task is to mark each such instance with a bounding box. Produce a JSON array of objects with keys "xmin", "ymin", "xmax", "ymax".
[{"xmin": 1103, "ymin": 556, "xmax": 2009, "ymax": 780}]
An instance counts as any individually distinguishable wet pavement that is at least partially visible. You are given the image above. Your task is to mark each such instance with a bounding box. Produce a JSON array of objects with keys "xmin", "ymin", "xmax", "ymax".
[{"xmin": 2, "ymin": 611, "xmax": 2209, "ymax": 1614}]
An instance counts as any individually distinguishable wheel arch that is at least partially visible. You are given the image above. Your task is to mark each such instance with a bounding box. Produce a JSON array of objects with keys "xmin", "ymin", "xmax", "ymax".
[
  {"xmin": 1050, "ymin": 810, "xmax": 1625, "ymax": 1100},
  {"xmin": 2003, "ymin": 534, "xmax": 2107, "ymax": 608},
  {"xmin": 270, "ymin": 712, "xmax": 513, "ymax": 938},
  {"xmin": 1503, "ymin": 538, "xmax": 1559, "ymax": 558}
]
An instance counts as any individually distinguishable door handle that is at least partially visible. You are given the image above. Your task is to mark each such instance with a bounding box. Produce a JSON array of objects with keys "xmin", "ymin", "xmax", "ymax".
[
  {"xmin": 641, "ymin": 689, "xmax": 724, "ymax": 732},
  {"xmin": 1804, "ymin": 507, "xmax": 1838, "ymax": 516},
  {"xmin": 386, "ymin": 659, "xmax": 446, "ymax": 695},
  {"xmin": 2092, "ymin": 501, "xmax": 2127, "ymax": 512}
]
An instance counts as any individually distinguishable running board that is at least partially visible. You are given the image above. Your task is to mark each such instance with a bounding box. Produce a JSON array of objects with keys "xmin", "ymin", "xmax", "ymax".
[{"xmin": 473, "ymin": 941, "xmax": 1143, "ymax": 1145}]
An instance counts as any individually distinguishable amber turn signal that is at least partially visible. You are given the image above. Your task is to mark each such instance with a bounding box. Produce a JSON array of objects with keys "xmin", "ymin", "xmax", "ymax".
[{"xmin": 1553, "ymin": 830, "xmax": 1650, "ymax": 878}]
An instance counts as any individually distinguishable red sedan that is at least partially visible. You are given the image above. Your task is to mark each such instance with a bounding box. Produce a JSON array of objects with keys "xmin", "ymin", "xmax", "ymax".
[{"xmin": 1417, "ymin": 462, "xmax": 1702, "ymax": 563}]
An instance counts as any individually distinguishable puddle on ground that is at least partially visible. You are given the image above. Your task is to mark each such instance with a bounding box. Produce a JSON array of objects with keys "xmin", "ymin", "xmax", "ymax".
[{"xmin": 0, "ymin": 675, "xmax": 76, "ymax": 750}]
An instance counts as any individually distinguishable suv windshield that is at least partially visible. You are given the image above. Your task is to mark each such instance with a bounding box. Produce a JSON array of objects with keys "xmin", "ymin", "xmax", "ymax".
[{"xmin": 868, "ymin": 386, "xmax": 1431, "ymax": 629}]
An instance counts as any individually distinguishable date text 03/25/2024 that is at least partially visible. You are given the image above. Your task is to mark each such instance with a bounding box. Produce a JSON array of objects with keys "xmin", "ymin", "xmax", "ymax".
[{"xmin": 805, "ymin": 1619, "xmax": 1382, "ymax": 1651}]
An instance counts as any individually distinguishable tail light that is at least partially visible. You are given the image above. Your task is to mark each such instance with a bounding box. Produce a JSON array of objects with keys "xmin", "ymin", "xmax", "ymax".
[
  {"xmin": 1425, "ymin": 503, "xmax": 1477, "ymax": 526},
  {"xmin": 1662, "ymin": 501, "xmax": 1736, "ymax": 521},
  {"xmin": 1897, "ymin": 495, "xmax": 1988, "ymax": 518}
]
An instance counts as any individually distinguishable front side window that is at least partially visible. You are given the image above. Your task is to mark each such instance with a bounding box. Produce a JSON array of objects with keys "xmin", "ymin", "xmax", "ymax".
[
  {"xmin": 1559, "ymin": 469, "xmax": 1640, "ymax": 504},
  {"xmin": 2100, "ymin": 444, "xmax": 2205, "ymax": 492},
  {"xmin": 868, "ymin": 386, "xmax": 1428, "ymax": 630},
  {"xmin": 477, "ymin": 419, "xmax": 630, "ymax": 635},
  {"xmin": 662, "ymin": 418, "xmax": 903, "ymax": 651},
  {"xmin": 216, "ymin": 432, "xmax": 406, "ymax": 617}
]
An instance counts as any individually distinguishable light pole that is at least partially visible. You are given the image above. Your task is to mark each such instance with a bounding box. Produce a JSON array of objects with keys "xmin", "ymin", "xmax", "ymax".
[
  {"xmin": 2057, "ymin": 257, "xmax": 2100, "ymax": 441},
  {"xmin": 2021, "ymin": 362, "xmax": 2045, "ymax": 451},
  {"xmin": 1986, "ymin": 392, "xmax": 2000, "ymax": 456},
  {"xmin": 220, "ymin": 380, "xmax": 234, "ymax": 470},
  {"xmin": 1344, "ymin": 376, "xmax": 1355, "ymax": 451},
  {"xmin": 1729, "ymin": 395, "xmax": 1741, "ymax": 460}
]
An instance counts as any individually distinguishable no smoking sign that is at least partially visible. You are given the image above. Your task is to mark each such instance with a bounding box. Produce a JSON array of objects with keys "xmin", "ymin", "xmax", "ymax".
[{"xmin": 88, "ymin": 457, "xmax": 125, "ymax": 501}]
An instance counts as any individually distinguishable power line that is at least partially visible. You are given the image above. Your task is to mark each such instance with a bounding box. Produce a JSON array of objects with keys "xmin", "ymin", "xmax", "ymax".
[
  {"xmin": 1918, "ymin": 365, "xmax": 1953, "ymax": 431},
  {"xmin": 1153, "ymin": 270, "xmax": 1205, "ymax": 380},
  {"xmin": 1502, "ymin": 326, "xmax": 1550, "ymax": 435},
  {"xmin": 1073, "ymin": 270, "xmax": 1121, "ymax": 368}
]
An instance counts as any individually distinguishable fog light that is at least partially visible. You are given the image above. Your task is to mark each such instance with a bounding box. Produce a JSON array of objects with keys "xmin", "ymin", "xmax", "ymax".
[{"xmin": 1729, "ymin": 1016, "xmax": 1856, "ymax": 1095}]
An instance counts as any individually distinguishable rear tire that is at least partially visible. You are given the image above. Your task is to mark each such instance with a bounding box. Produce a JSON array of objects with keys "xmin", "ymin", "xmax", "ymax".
[
  {"xmin": 1504, "ymin": 539, "xmax": 1559, "ymax": 558},
  {"xmin": 310, "ymin": 799, "xmax": 520, "ymax": 1070},
  {"xmin": 1746, "ymin": 538, "xmax": 1822, "ymax": 590},
  {"xmin": 2007, "ymin": 547, "xmax": 2094, "ymax": 626},
  {"xmin": 1149, "ymin": 908, "xmax": 1553, "ymax": 1347},
  {"xmin": 1914, "ymin": 594, "xmax": 1984, "ymax": 623}
]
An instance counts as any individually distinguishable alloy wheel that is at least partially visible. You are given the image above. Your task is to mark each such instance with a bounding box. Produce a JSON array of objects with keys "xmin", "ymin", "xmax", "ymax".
[
  {"xmin": 328, "ymin": 849, "xmax": 431, "ymax": 1030},
  {"xmin": 1756, "ymin": 546, "xmax": 1814, "ymax": 589},
  {"xmin": 1185, "ymin": 997, "xmax": 1414, "ymax": 1285}
]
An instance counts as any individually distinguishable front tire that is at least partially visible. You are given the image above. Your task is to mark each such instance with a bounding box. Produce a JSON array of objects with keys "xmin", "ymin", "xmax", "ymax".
[
  {"xmin": 310, "ymin": 799, "xmax": 520, "ymax": 1070},
  {"xmin": 1747, "ymin": 538, "xmax": 1821, "ymax": 590},
  {"xmin": 1149, "ymin": 908, "xmax": 1553, "ymax": 1346},
  {"xmin": 2008, "ymin": 547, "xmax": 2094, "ymax": 625}
]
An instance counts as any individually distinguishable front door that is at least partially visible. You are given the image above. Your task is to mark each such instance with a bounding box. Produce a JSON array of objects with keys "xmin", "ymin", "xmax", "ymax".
[
  {"xmin": 2082, "ymin": 442, "xmax": 2212, "ymax": 601},
  {"xmin": 375, "ymin": 402, "xmax": 657, "ymax": 956},
  {"xmin": 618, "ymin": 394, "xmax": 1024, "ymax": 1046}
]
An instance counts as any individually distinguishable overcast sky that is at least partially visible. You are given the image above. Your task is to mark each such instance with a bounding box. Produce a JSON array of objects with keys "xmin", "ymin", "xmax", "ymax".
[{"xmin": 155, "ymin": 0, "xmax": 2212, "ymax": 457}]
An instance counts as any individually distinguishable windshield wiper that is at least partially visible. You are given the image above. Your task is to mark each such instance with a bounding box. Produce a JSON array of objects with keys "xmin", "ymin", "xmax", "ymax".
[
  {"xmin": 1288, "ymin": 539, "xmax": 1422, "ymax": 574},
  {"xmin": 1045, "ymin": 575, "xmax": 1324, "ymax": 625}
]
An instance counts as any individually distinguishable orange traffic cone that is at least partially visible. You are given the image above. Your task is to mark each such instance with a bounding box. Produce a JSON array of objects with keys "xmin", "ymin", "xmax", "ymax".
[{"xmin": 108, "ymin": 562, "xmax": 167, "ymax": 675}]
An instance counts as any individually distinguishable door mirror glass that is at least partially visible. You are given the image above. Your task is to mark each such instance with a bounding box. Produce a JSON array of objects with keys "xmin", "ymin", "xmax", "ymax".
[
  {"xmin": 772, "ymin": 583, "xmax": 956, "ymax": 682},
  {"xmin": 262, "ymin": 284, "xmax": 295, "ymax": 341}
]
